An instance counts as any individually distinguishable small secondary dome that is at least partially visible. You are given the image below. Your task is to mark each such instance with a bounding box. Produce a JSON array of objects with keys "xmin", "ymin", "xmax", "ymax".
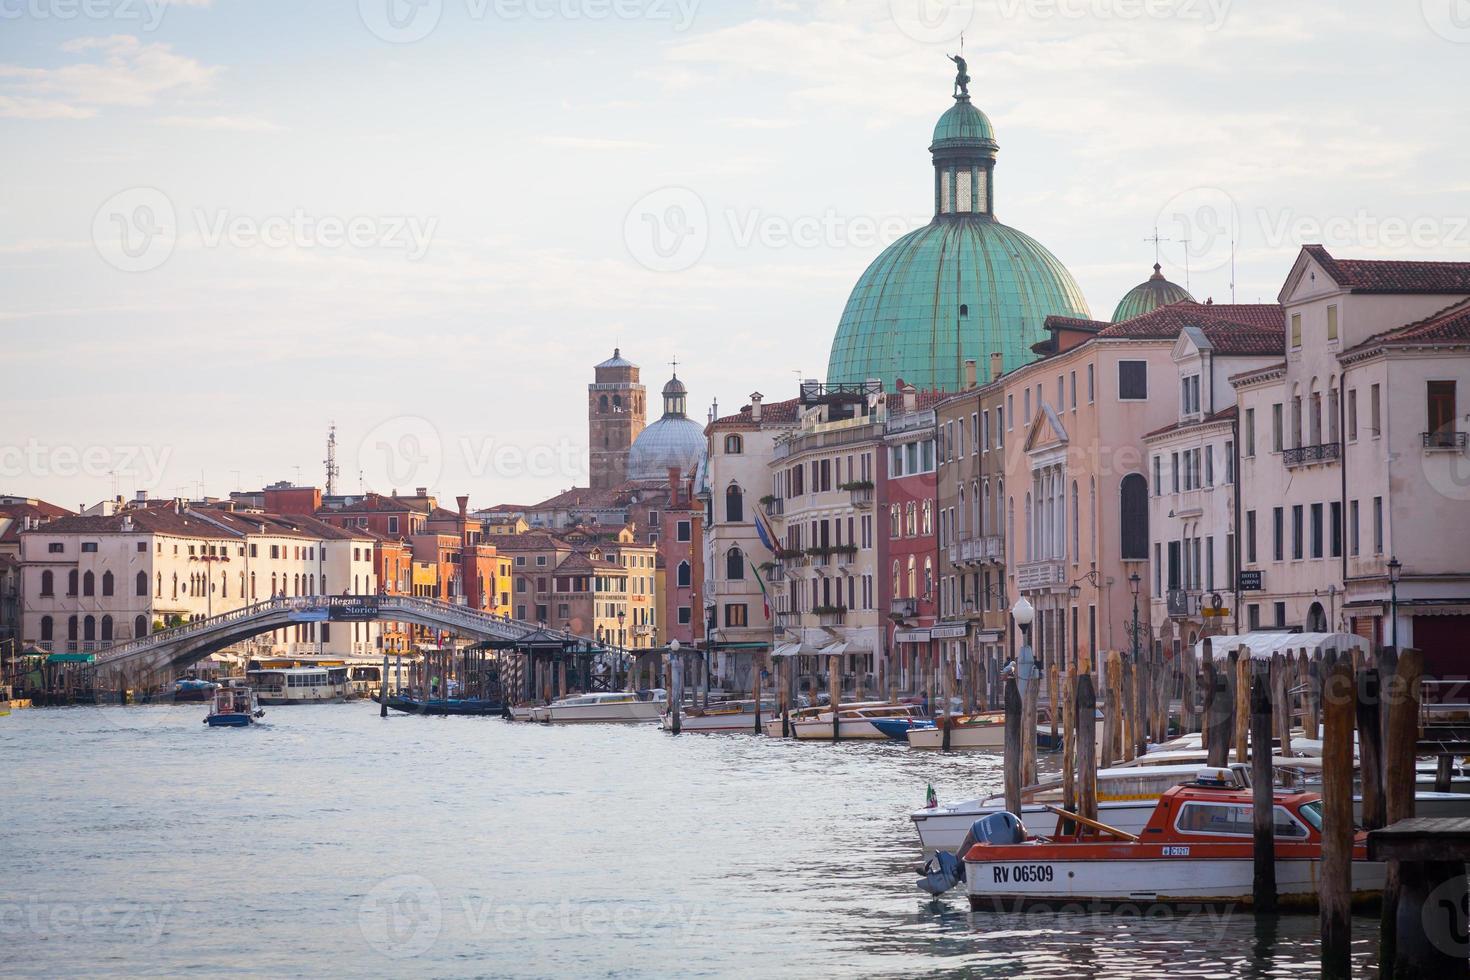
[
  {"xmin": 1111, "ymin": 263, "xmax": 1195, "ymax": 322},
  {"xmin": 625, "ymin": 372, "xmax": 705, "ymax": 481}
]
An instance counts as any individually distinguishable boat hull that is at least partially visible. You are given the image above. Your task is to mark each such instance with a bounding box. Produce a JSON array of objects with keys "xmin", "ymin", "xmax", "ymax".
[
  {"xmin": 906, "ymin": 723, "xmax": 1004, "ymax": 750},
  {"xmin": 383, "ymin": 696, "xmax": 505, "ymax": 716},
  {"xmin": 790, "ymin": 717, "xmax": 890, "ymax": 740},
  {"xmin": 661, "ymin": 711, "xmax": 765, "ymax": 732},
  {"xmin": 964, "ymin": 848, "xmax": 1385, "ymax": 909},
  {"xmin": 205, "ymin": 713, "xmax": 254, "ymax": 727},
  {"xmin": 540, "ymin": 700, "xmax": 664, "ymax": 723}
]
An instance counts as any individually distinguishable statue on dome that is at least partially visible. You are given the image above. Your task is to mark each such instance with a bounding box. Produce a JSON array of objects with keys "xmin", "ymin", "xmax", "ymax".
[{"xmin": 947, "ymin": 53, "xmax": 970, "ymax": 99}]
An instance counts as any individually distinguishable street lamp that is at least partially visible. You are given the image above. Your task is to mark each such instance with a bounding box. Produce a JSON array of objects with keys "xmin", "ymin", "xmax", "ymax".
[
  {"xmin": 1128, "ymin": 572, "xmax": 1142, "ymax": 662},
  {"xmin": 1387, "ymin": 556, "xmax": 1402, "ymax": 651},
  {"xmin": 1011, "ymin": 597, "xmax": 1035, "ymax": 695}
]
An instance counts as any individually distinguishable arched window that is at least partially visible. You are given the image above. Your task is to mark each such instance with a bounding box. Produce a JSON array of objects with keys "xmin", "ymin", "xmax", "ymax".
[
  {"xmin": 726, "ymin": 484, "xmax": 744, "ymax": 523},
  {"xmin": 250, "ymin": 572, "xmax": 256, "ymax": 599},
  {"xmin": 1023, "ymin": 492, "xmax": 1033, "ymax": 562},
  {"xmin": 1120, "ymin": 473, "xmax": 1149, "ymax": 560},
  {"xmin": 41, "ymin": 570, "xmax": 54, "ymax": 596},
  {"xmin": 676, "ymin": 561, "xmax": 691, "ymax": 587},
  {"xmin": 67, "ymin": 569, "xmax": 78, "ymax": 596},
  {"xmin": 172, "ymin": 572, "xmax": 178, "ymax": 599},
  {"xmin": 906, "ymin": 556, "xmax": 917, "ymax": 598},
  {"xmin": 923, "ymin": 557, "xmax": 933, "ymax": 597},
  {"xmin": 102, "ymin": 570, "xmax": 114, "ymax": 596},
  {"xmin": 892, "ymin": 560, "xmax": 901, "ymax": 597},
  {"xmin": 1071, "ymin": 481, "xmax": 1080, "ymax": 561},
  {"xmin": 921, "ymin": 500, "xmax": 932, "ymax": 535},
  {"xmin": 724, "ymin": 434, "xmax": 743, "ymax": 454},
  {"xmin": 726, "ymin": 547, "xmax": 745, "ymax": 580},
  {"xmin": 271, "ymin": 573, "xmax": 277, "ymax": 596},
  {"xmin": 599, "ymin": 395, "xmax": 608, "ymax": 412},
  {"xmin": 134, "ymin": 615, "xmax": 147, "ymax": 639},
  {"xmin": 83, "ymin": 570, "xmax": 95, "ymax": 596},
  {"xmin": 612, "ymin": 394, "xmax": 622, "ymax": 409},
  {"xmin": 40, "ymin": 615, "xmax": 53, "ymax": 642},
  {"xmin": 83, "ymin": 615, "xmax": 96, "ymax": 642},
  {"xmin": 240, "ymin": 572, "xmax": 246, "ymax": 598},
  {"xmin": 136, "ymin": 570, "xmax": 147, "ymax": 596},
  {"xmin": 101, "ymin": 615, "xmax": 113, "ymax": 643},
  {"xmin": 67, "ymin": 615, "xmax": 78, "ymax": 642},
  {"xmin": 221, "ymin": 571, "xmax": 228, "ymax": 598}
]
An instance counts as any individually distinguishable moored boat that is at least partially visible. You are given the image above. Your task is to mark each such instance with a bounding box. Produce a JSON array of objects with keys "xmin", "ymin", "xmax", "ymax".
[
  {"xmin": 954, "ymin": 779, "xmax": 1385, "ymax": 909},
  {"xmin": 905, "ymin": 713, "xmax": 1005, "ymax": 749},
  {"xmin": 247, "ymin": 666, "xmax": 350, "ymax": 705},
  {"xmin": 791, "ymin": 701, "xmax": 922, "ymax": 740},
  {"xmin": 661, "ymin": 698, "xmax": 776, "ymax": 732},
  {"xmin": 533, "ymin": 689, "xmax": 667, "ymax": 723},
  {"xmin": 172, "ymin": 677, "xmax": 219, "ymax": 702},
  {"xmin": 376, "ymin": 693, "xmax": 506, "ymax": 716},
  {"xmin": 204, "ymin": 685, "xmax": 264, "ymax": 727}
]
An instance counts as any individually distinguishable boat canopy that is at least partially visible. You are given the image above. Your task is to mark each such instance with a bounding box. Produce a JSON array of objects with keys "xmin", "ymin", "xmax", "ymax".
[{"xmin": 1191, "ymin": 631, "xmax": 1367, "ymax": 661}]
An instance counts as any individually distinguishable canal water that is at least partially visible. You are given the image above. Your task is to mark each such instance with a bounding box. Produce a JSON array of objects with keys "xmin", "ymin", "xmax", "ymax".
[{"xmin": 3, "ymin": 705, "xmax": 1380, "ymax": 977}]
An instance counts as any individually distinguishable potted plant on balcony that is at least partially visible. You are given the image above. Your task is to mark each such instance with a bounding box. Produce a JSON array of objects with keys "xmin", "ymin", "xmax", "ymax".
[{"xmin": 837, "ymin": 480, "xmax": 874, "ymax": 492}]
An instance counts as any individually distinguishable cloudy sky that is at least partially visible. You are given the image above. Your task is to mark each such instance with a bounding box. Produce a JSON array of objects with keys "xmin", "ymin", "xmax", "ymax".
[{"xmin": 4, "ymin": 0, "xmax": 1468, "ymax": 509}]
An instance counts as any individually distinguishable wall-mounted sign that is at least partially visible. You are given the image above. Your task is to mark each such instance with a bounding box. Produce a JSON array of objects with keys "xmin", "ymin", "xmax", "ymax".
[{"xmin": 1237, "ymin": 570, "xmax": 1263, "ymax": 592}]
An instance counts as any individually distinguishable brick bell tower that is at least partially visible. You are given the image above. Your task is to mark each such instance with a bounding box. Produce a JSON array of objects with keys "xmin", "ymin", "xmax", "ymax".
[{"xmin": 588, "ymin": 348, "xmax": 645, "ymax": 489}]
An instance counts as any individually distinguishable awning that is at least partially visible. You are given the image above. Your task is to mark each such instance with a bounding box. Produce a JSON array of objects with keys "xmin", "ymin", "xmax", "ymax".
[
  {"xmin": 1192, "ymin": 632, "xmax": 1368, "ymax": 661},
  {"xmin": 46, "ymin": 652, "xmax": 95, "ymax": 664},
  {"xmin": 771, "ymin": 642, "xmax": 803, "ymax": 659},
  {"xmin": 816, "ymin": 641, "xmax": 849, "ymax": 658}
]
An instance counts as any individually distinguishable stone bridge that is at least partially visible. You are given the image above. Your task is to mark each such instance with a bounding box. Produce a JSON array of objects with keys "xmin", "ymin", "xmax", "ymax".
[{"xmin": 89, "ymin": 595, "xmax": 589, "ymax": 688}]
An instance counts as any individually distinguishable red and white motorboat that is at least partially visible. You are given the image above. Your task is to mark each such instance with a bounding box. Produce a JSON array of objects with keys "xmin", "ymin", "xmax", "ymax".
[{"xmin": 957, "ymin": 775, "xmax": 1385, "ymax": 909}]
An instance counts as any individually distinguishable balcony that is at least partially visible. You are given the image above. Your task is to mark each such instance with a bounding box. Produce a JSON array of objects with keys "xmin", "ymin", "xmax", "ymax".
[
  {"xmin": 762, "ymin": 496, "xmax": 784, "ymax": 516},
  {"xmin": 1167, "ymin": 589, "xmax": 1197, "ymax": 618},
  {"xmin": 816, "ymin": 606, "xmax": 847, "ymax": 627},
  {"xmin": 950, "ymin": 535, "xmax": 1005, "ymax": 566},
  {"xmin": 1283, "ymin": 442, "xmax": 1341, "ymax": 467},
  {"xmin": 845, "ymin": 484, "xmax": 874, "ymax": 508},
  {"xmin": 763, "ymin": 563, "xmax": 786, "ymax": 583},
  {"xmin": 1016, "ymin": 559, "xmax": 1066, "ymax": 591},
  {"xmin": 889, "ymin": 596, "xmax": 918, "ymax": 621},
  {"xmin": 1423, "ymin": 430, "xmax": 1467, "ymax": 452}
]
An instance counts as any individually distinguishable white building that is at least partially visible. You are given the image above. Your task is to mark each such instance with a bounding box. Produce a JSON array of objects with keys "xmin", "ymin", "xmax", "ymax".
[{"xmin": 1234, "ymin": 245, "xmax": 1470, "ymax": 673}]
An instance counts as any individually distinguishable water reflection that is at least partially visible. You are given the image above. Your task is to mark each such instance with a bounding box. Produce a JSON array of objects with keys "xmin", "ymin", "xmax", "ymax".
[{"xmin": 0, "ymin": 706, "xmax": 1378, "ymax": 977}]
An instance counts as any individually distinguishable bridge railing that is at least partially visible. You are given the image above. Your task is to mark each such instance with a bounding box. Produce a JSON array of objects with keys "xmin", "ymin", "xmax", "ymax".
[{"xmin": 93, "ymin": 594, "xmax": 597, "ymax": 667}]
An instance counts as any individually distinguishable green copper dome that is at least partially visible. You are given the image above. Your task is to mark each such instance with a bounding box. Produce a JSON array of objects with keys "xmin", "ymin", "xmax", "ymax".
[
  {"xmin": 826, "ymin": 76, "xmax": 1089, "ymax": 391},
  {"xmin": 933, "ymin": 100, "xmax": 995, "ymax": 144},
  {"xmin": 1111, "ymin": 263, "xmax": 1194, "ymax": 322}
]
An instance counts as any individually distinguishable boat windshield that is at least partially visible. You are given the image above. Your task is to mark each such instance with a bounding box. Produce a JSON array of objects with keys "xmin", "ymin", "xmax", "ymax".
[{"xmin": 1296, "ymin": 799, "xmax": 1324, "ymax": 831}]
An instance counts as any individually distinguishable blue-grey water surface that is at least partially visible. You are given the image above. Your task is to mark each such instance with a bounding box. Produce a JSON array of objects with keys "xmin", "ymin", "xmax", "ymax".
[{"xmin": 2, "ymin": 704, "xmax": 1380, "ymax": 977}]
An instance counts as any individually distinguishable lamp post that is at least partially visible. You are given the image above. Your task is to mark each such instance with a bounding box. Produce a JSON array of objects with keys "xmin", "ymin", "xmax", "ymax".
[
  {"xmin": 1387, "ymin": 556, "xmax": 1402, "ymax": 652},
  {"xmin": 1128, "ymin": 572, "xmax": 1142, "ymax": 663},
  {"xmin": 1011, "ymin": 596, "xmax": 1035, "ymax": 694},
  {"xmin": 668, "ymin": 638, "xmax": 682, "ymax": 734}
]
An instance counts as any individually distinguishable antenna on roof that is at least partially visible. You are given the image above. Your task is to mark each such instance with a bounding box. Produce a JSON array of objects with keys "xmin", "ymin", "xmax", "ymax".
[
  {"xmin": 324, "ymin": 422, "xmax": 340, "ymax": 496},
  {"xmin": 1230, "ymin": 234, "xmax": 1237, "ymax": 304},
  {"xmin": 1144, "ymin": 226, "xmax": 1170, "ymax": 266},
  {"xmin": 1179, "ymin": 236, "xmax": 1192, "ymax": 293}
]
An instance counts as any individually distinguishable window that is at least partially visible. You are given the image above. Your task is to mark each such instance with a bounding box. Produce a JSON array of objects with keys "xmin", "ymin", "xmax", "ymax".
[
  {"xmin": 388, "ymin": 516, "xmax": 399, "ymax": 534},
  {"xmin": 1181, "ymin": 374, "xmax": 1200, "ymax": 415},
  {"xmin": 1310, "ymin": 503, "xmax": 1323, "ymax": 559},
  {"xmin": 1119, "ymin": 473, "xmax": 1148, "ymax": 560},
  {"xmin": 1272, "ymin": 403, "xmax": 1283, "ymax": 452},
  {"xmin": 678, "ymin": 606, "xmax": 692, "ymax": 625},
  {"xmin": 81, "ymin": 542, "xmax": 98, "ymax": 553},
  {"xmin": 1290, "ymin": 312, "xmax": 1302, "ymax": 348},
  {"xmin": 1153, "ymin": 456, "xmax": 1162, "ymax": 496},
  {"xmin": 676, "ymin": 561, "xmax": 691, "ymax": 588},
  {"xmin": 1350, "ymin": 500, "xmax": 1360, "ymax": 556},
  {"xmin": 1069, "ymin": 372, "xmax": 1077, "ymax": 410},
  {"xmin": 1428, "ymin": 380, "xmax": 1458, "ymax": 438},
  {"xmin": 102, "ymin": 571, "xmax": 114, "ymax": 596},
  {"xmin": 676, "ymin": 520, "xmax": 691, "ymax": 542},
  {"xmin": 724, "ymin": 434, "xmax": 743, "ymax": 454},
  {"xmin": 83, "ymin": 571, "xmax": 95, "ymax": 596},
  {"xmin": 1330, "ymin": 501, "xmax": 1342, "ymax": 558},
  {"xmin": 1347, "ymin": 389, "xmax": 1358, "ymax": 441},
  {"xmin": 47, "ymin": 542, "xmax": 63, "ymax": 554},
  {"xmin": 41, "ymin": 570, "xmax": 55, "ymax": 595},
  {"xmin": 1087, "ymin": 364, "xmax": 1095, "ymax": 403},
  {"xmin": 1224, "ymin": 441, "xmax": 1234, "ymax": 483},
  {"xmin": 1370, "ymin": 384, "xmax": 1381, "ymax": 437},
  {"xmin": 134, "ymin": 615, "xmax": 147, "ymax": 639},
  {"xmin": 726, "ymin": 548, "xmax": 745, "ymax": 580},
  {"xmin": 1327, "ymin": 304, "xmax": 1338, "ymax": 341},
  {"xmin": 1273, "ymin": 507, "xmax": 1284, "ymax": 562},
  {"xmin": 725, "ymin": 484, "xmax": 744, "ymax": 523},
  {"xmin": 1248, "ymin": 604, "xmax": 1260, "ymax": 630},
  {"xmin": 1274, "ymin": 602, "xmax": 1287, "ymax": 628},
  {"xmin": 1171, "ymin": 452, "xmax": 1179, "ymax": 493},
  {"xmin": 725, "ymin": 603, "xmax": 748, "ymax": 628},
  {"xmin": 40, "ymin": 615, "xmax": 54, "ymax": 641},
  {"xmin": 1244, "ymin": 408, "xmax": 1255, "ymax": 457},
  {"xmin": 1246, "ymin": 510, "xmax": 1257, "ymax": 564},
  {"xmin": 1292, "ymin": 505, "xmax": 1304, "ymax": 560},
  {"xmin": 1118, "ymin": 360, "xmax": 1147, "ymax": 400},
  {"xmin": 1373, "ymin": 496, "xmax": 1384, "ymax": 554},
  {"xmin": 67, "ymin": 569, "xmax": 78, "ymax": 596},
  {"xmin": 1203, "ymin": 445, "xmax": 1214, "ymax": 486}
]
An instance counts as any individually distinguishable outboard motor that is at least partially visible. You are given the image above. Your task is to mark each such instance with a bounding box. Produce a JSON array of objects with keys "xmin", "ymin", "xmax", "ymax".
[{"xmin": 917, "ymin": 812, "xmax": 1027, "ymax": 895}]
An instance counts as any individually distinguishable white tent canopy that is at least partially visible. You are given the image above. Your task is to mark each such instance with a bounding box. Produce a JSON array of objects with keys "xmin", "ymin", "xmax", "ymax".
[{"xmin": 1191, "ymin": 631, "xmax": 1368, "ymax": 661}]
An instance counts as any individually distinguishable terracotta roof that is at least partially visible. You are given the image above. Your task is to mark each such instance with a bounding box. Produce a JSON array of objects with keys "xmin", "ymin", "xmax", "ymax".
[
  {"xmin": 1304, "ymin": 244, "xmax": 1470, "ymax": 294},
  {"xmin": 1144, "ymin": 404, "xmax": 1238, "ymax": 439},
  {"xmin": 486, "ymin": 532, "xmax": 571, "ymax": 553},
  {"xmin": 528, "ymin": 487, "xmax": 624, "ymax": 511},
  {"xmin": 1342, "ymin": 297, "xmax": 1470, "ymax": 356},
  {"xmin": 32, "ymin": 510, "xmax": 239, "ymax": 539},
  {"xmin": 329, "ymin": 494, "xmax": 433, "ymax": 514},
  {"xmin": 709, "ymin": 396, "xmax": 802, "ymax": 428},
  {"xmin": 1090, "ymin": 301, "xmax": 1284, "ymax": 340}
]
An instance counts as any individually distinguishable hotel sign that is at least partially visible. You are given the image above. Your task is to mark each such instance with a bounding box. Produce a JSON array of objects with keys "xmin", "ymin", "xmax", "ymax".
[{"xmin": 1237, "ymin": 570, "xmax": 1264, "ymax": 592}]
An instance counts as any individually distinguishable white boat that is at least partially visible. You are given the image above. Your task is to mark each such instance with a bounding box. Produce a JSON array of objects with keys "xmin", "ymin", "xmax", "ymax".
[
  {"xmin": 790, "ymin": 701, "xmax": 921, "ymax": 740},
  {"xmin": 532, "ymin": 689, "xmax": 667, "ymax": 724},
  {"xmin": 958, "ymin": 782, "xmax": 1386, "ymax": 909},
  {"xmin": 507, "ymin": 705, "xmax": 536, "ymax": 722},
  {"xmin": 912, "ymin": 761, "xmax": 1470, "ymax": 856},
  {"xmin": 247, "ymin": 666, "xmax": 349, "ymax": 705},
  {"xmin": 660, "ymin": 699, "xmax": 776, "ymax": 732},
  {"xmin": 906, "ymin": 714, "xmax": 1006, "ymax": 749}
]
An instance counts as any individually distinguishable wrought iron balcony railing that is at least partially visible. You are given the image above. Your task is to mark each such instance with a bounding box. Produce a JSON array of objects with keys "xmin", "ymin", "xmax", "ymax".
[{"xmin": 1283, "ymin": 442, "xmax": 1341, "ymax": 467}]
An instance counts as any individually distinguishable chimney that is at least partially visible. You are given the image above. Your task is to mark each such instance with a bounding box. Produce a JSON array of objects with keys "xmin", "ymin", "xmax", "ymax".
[
  {"xmin": 135, "ymin": 489, "xmax": 148, "ymax": 503},
  {"xmin": 964, "ymin": 359, "xmax": 977, "ymax": 389},
  {"xmin": 457, "ymin": 495, "xmax": 468, "ymax": 517},
  {"xmin": 989, "ymin": 352, "xmax": 1004, "ymax": 382},
  {"xmin": 749, "ymin": 391, "xmax": 764, "ymax": 422},
  {"xmin": 902, "ymin": 382, "xmax": 917, "ymax": 414},
  {"xmin": 667, "ymin": 466, "xmax": 681, "ymax": 507},
  {"xmin": 416, "ymin": 487, "xmax": 428, "ymax": 497}
]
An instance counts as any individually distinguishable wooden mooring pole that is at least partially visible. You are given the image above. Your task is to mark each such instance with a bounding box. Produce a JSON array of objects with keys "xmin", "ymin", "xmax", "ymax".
[
  {"xmin": 1356, "ymin": 665, "xmax": 1386, "ymax": 830},
  {"xmin": 379, "ymin": 652, "xmax": 390, "ymax": 718},
  {"xmin": 1004, "ymin": 675, "xmax": 1022, "ymax": 817},
  {"xmin": 1250, "ymin": 658, "xmax": 1277, "ymax": 912},
  {"xmin": 1075, "ymin": 670, "xmax": 1098, "ymax": 823},
  {"xmin": 1319, "ymin": 655, "xmax": 1355, "ymax": 977},
  {"xmin": 1382, "ymin": 648, "xmax": 1424, "ymax": 975}
]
